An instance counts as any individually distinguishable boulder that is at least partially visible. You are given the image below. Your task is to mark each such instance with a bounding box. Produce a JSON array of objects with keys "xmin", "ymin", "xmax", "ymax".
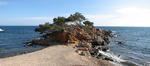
[{"xmin": 51, "ymin": 30, "xmax": 69, "ymax": 43}]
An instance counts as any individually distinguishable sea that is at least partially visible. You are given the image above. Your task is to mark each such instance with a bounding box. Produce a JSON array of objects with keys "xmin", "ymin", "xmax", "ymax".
[
  {"xmin": 100, "ymin": 27, "xmax": 150, "ymax": 66},
  {"xmin": 0, "ymin": 26, "xmax": 150, "ymax": 66},
  {"xmin": 0, "ymin": 26, "xmax": 44, "ymax": 58}
]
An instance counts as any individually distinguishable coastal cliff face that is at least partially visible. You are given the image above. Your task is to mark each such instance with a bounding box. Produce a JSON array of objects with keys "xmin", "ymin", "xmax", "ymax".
[
  {"xmin": 27, "ymin": 26, "xmax": 111, "ymax": 46},
  {"xmin": 28, "ymin": 26, "xmax": 111, "ymax": 45}
]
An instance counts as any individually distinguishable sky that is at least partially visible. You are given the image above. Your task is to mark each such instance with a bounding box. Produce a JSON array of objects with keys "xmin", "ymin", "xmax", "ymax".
[{"xmin": 0, "ymin": 0, "xmax": 150, "ymax": 26}]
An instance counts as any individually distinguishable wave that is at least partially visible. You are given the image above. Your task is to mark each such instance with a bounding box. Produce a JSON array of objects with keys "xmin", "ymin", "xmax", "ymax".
[
  {"xmin": 0, "ymin": 28, "xmax": 4, "ymax": 32},
  {"xmin": 112, "ymin": 30, "xmax": 117, "ymax": 33},
  {"xmin": 98, "ymin": 50, "xmax": 126, "ymax": 63},
  {"xmin": 111, "ymin": 31, "xmax": 118, "ymax": 37},
  {"xmin": 98, "ymin": 51, "xmax": 138, "ymax": 66}
]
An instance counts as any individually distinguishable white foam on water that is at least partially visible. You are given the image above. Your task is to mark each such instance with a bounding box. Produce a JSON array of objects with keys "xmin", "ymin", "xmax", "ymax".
[
  {"xmin": 112, "ymin": 31, "xmax": 116, "ymax": 33},
  {"xmin": 111, "ymin": 31, "xmax": 118, "ymax": 37},
  {"xmin": 98, "ymin": 50, "xmax": 126, "ymax": 63},
  {"xmin": 0, "ymin": 28, "xmax": 4, "ymax": 32}
]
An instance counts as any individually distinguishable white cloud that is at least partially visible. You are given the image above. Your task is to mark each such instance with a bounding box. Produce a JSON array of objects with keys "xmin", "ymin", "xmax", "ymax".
[
  {"xmin": 86, "ymin": 7, "xmax": 150, "ymax": 26},
  {"xmin": 19, "ymin": 17, "xmax": 53, "ymax": 22},
  {"xmin": 85, "ymin": 14, "xmax": 118, "ymax": 26},
  {"xmin": 0, "ymin": 16, "xmax": 53, "ymax": 26}
]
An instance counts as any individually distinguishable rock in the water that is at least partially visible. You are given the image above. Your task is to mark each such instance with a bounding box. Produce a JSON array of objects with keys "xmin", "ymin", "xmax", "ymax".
[
  {"xmin": 104, "ymin": 57, "xmax": 114, "ymax": 61},
  {"xmin": 102, "ymin": 47, "xmax": 109, "ymax": 52},
  {"xmin": 118, "ymin": 42, "xmax": 123, "ymax": 44},
  {"xmin": 115, "ymin": 41, "xmax": 124, "ymax": 45},
  {"xmin": 26, "ymin": 42, "xmax": 32, "ymax": 46}
]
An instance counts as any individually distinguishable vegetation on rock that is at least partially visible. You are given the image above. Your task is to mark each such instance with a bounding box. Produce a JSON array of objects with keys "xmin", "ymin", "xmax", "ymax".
[
  {"xmin": 83, "ymin": 21, "xmax": 93, "ymax": 26},
  {"xmin": 30, "ymin": 12, "xmax": 112, "ymax": 47},
  {"xmin": 27, "ymin": 12, "xmax": 113, "ymax": 62},
  {"xmin": 35, "ymin": 12, "xmax": 91, "ymax": 34}
]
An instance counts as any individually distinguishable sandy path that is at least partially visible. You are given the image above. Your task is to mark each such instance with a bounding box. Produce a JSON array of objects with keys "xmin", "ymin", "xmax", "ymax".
[{"xmin": 0, "ymin": 45, "xmax": 113, "ymax": 66}]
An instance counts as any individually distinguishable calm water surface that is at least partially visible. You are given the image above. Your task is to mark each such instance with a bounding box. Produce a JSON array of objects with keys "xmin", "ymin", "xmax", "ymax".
[{"xmin": 0, "ymin": 26, "xmax": 44, "ymax": 58}]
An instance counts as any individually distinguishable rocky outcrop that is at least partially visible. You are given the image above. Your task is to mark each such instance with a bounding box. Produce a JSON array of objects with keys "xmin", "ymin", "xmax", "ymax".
[{"xmin": 26, "ymin": 25, "xmax": 113, "ymax": 61}]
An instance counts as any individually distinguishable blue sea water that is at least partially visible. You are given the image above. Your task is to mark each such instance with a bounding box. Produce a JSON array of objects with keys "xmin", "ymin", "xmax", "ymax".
[
  {"xmin": 0, "ymin": 26, "xmax": 44, "ymax": 58},
  {"xmin": 0, "ymin": 26, "xmax": 150, "ymax": 66},
  {"xmin": 100, "ymin": 27, "xmax": 150, "ymax": 66}
]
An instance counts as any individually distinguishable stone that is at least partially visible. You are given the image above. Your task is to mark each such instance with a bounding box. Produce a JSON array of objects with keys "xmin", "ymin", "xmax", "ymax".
[
  {"xmin": 102, "ymin": 47, "xmax": 109, "ymax": 52},
  {"xmin": 26, "ymin": 43, "xmax": 32, "ymax": 46},
  {"xmin": 104, "ymin": 57, "xmax": 114, "ymax": 61}
]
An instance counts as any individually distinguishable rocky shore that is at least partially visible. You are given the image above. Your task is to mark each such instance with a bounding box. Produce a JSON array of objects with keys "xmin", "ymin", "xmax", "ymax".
[
  {"xmin": 0, "ymin": 24, "xmax": 116, "ymax": 66},
  {"xmin": 26, "ymin": 12, "xmax": 117, "ymax": 66},
  {"xmin": 26, "ymin": 25, "xmax": 115, "ymax": 63},
  {"xmin": 0, "ymin": 45, "xmax": 116, "ymax": 66}
]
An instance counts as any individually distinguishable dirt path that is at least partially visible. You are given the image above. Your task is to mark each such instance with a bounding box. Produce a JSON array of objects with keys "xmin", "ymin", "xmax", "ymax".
[{"xmin": 0, "ymin": 45, "xmax": 114, "ymax": 66}]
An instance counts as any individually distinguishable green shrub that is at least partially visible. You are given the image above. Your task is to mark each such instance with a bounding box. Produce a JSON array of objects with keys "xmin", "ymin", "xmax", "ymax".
[
  {"xmin": 35, "ymin": 12, "xmax": 95, "ymax": 34},
  {"xmin": 83, "ymin": 21, "xmax": 94, "ymax": 26},
  {"xmin": 53, "ymin": 17, "xmax": 66, "ymax": 26},
  {"xmin": 54, "ymin": 25, "xmax": 65, "ymax": 31},
  {"xmin": 35, "ymin": 22, "xmax": 53, "ymax": 34}
]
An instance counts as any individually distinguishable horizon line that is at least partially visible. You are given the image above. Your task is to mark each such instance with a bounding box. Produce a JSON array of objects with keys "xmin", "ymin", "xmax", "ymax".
[{"xmin": 1, "ymin": 25, "xmax": 150, "ymax": 27}]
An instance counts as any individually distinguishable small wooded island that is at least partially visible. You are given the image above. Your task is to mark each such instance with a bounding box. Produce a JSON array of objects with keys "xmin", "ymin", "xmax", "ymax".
[
  {"xmin": 27, "ymin": 12, "xmax": 112, "ymax": 60},
  {"xmin": 25, "ymin": 12, "xmax": 116, "ymax": 65}
]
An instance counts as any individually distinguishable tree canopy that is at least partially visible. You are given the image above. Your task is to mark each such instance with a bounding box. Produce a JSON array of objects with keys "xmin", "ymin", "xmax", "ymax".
[
  {"xmin": 83, "ymin": 21, "xmax": 94, "ymax": 26},
  {"xmin": 67, "ymin": 12, "xmax": 86, "ymax": 24},
  {"xmin": 53, "ymin": 12, "xmax": 86, "ymax": 26},
  {"xmin": 53, "ymin": 17, "xmax": 66, "ymax": 26},
  {"xmin": 35, "ymin": 22, "xmax": 53, "ymax": 34},
  {"xmin": 35, "ymin": 12, "xmax": 94, "ymax": 34}
]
